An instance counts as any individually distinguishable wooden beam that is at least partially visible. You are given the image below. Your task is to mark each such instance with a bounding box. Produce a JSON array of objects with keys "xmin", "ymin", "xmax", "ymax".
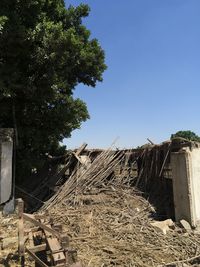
[
  {"xmin": 44, "ymin": 225, "xmax": 66, "ymax": 266},
  {"xmin": 147, "ymin": 138, "xmax": 154, "ymax": 145},
  {"xmin": 28, "ymin": 231, "xmax": 34, "ymax": 247},
  {"xmin": 28, "ymin": 243, "xmax": 47, "ymax": 253},
  {"xmin": 23, "ymin": 213, "xmax": 60, "ymax": 239},
  {"xmin": 26, "ymin": 248, "xmax": 49, "ymax": 267},
  {"xmin": 18, "ymin": 199, "xmax": 25, "ymax": 257},
  {"xmin": 75, "ymin": 143, "xmax": 87, "ymax": 156}
]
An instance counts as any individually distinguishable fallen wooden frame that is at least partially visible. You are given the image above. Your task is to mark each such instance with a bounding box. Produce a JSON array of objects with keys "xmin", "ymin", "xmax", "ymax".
[
  {"xmin": 17, "ymin": 198, "xmax": 82, "ymax": 267},
  {"xmin": 26, "ymin": 247, "xmax": 49, "ymax": 267}
]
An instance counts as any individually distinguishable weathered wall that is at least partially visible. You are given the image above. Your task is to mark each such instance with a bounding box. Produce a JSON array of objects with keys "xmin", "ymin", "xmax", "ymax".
[
  {"xmin": 171, "ymin": 146, "xmax": 200, "ymax": 227},
  {"xmin": 188, "ymin": 148, "xmax": 200, "ymax": 224},
  {"xmin": 171, "ymin": 149, "xmax": 194, "ymax": 225},
  {"xmin": 0, "ymin": 142, "xmax": 13, "ymax": 204},
  {"xmin": 0, "ymin": 129, "xmax": 14, "ymax": 206}
]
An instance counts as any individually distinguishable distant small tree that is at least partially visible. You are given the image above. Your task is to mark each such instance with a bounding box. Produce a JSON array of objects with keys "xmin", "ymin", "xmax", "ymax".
[{"xmin": 171, "ymin": 130, "xmax": 200, "ymax": 142}]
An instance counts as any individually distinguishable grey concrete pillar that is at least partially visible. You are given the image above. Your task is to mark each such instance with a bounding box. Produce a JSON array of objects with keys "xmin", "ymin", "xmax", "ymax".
[
  {"xmin": 171, "ymin": 146, "xmax": 200, "ymax": 227},
  {"xmin": 0, "ymin": 129, "xmax": 14, "ymax": 214}
]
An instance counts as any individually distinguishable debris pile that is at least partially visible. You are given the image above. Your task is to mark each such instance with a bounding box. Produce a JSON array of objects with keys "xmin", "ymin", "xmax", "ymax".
[
  {"xmin": 39, "ymin": 148, "xmax": 200, "ymax": 267},
  {"xmin": 2, "ymin": 141, "xmax": 200, "ymax": 266},
  {"xmin": 41, "ymin": 148, "xmax": 125, "ymax": 210}
]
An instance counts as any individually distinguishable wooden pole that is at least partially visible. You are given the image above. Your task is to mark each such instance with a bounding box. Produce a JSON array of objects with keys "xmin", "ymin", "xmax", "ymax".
[{"xmin": 18, "ymin": 198, "xmax": 25, "ymax": 266}]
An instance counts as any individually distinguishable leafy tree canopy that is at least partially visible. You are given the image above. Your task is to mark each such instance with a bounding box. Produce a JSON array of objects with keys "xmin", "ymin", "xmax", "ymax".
[
  {"xmin": 171, "ymin": 130, "xmax": 200, "ymax": 142},
  {"xmin": 0, "ymin": 0, "xmax": 106, "ymax": 180}
]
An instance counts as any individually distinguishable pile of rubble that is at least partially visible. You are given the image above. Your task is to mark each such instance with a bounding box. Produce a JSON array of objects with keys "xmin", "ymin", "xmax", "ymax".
[
  {"xmin": 48, "ymin": 184, "xmax": 200, "ymax": 266},
  {"xmin": 2, "ymin": 144, "xmax": 200, "ymax": 266},
  {"xmin": 39, "ymin": 148, "xmax": 200, "ymax": 267}
]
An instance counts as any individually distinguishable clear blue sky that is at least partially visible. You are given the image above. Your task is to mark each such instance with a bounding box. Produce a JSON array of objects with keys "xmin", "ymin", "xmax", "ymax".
[{"xmin": 64, "ymin": 0, "xmax": 200, "ymax": 149}]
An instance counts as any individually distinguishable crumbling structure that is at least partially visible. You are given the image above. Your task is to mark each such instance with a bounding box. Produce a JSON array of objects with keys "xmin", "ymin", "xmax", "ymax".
[
  {"xmin": 18, "ymin": 138, "xmax": 200, "ymax": 228},
  {"xmin": 2, "ymin": 138, "xmax": 200, "ymax": 266}
]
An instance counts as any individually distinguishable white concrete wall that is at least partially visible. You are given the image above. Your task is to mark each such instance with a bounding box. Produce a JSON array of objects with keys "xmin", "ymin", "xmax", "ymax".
[
  {"xmin": 189, "ymin": 148, "xmax": 200, "ymax": 224},
  {"xmin": 0, "ymin": 141, "xmax": 13, "ymax": 204},
  {"xmin": 171, "ymin": 147, "xmax": 200, "ymax": 227}
]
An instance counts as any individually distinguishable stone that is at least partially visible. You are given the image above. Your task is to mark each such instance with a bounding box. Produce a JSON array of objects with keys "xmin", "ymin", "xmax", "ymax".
[
  {"xmin": 150, "ymin": 219, "xmax": 174, "ymax": 235},
  {"xmin": 3, "ymin": 197, "xmax": 15, "ymax": 215},
  {"xmin": 180, "ymin": 219, "xmax": 192, "ymax": 231}
]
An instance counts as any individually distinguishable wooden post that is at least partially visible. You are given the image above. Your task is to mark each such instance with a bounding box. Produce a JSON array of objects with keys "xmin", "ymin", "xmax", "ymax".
[{"xmin": 18, "ymin": 198, "xmax": 25, "ymax": 265}]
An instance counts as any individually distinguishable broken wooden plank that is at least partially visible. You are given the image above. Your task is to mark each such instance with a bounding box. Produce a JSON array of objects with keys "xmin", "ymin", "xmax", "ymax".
[
  {"xmin": 46, "ymin": 241, "xmax": 65, "ymax": 265},
  {"xmin": 28, "ymin": 231, "xmax": 34, "ymax": 247},
  {"xmin": 147, "ymin": 138, "xmax": 155, "ymax": 145},
  {"xmin": 75, "ymin": 143, "xmax": 87, "ymax": 156},
  {"xmin": 26, "ymin": 247, "xmax": 49, "ymax": 267},
  {"xmin": 73, "ymin": 143, "xmax": 88, "ymax": 166},
  {"xmin": 18, "ymin": 199, "xmax": 25, "ymax": 257},
  {"xmin": 28, "ymin": 243, "xmax": 47, "ymax": 253},
  {"xmin": 44, "ymin": 225, "xmax": 66, "ymax": 265},
  {"xmin": 23, "ymin": 213, "xmax": 60, "ymax": 239}
]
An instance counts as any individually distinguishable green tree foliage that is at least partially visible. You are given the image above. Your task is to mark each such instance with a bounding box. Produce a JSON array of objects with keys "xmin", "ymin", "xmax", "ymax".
[
  {"xmin": 0, "ymin": 0, "xmax": 106, "ymax": 180},
  {"xmin": 171, "ymin": 130, "xmax": 200, "ymax": 142}
]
